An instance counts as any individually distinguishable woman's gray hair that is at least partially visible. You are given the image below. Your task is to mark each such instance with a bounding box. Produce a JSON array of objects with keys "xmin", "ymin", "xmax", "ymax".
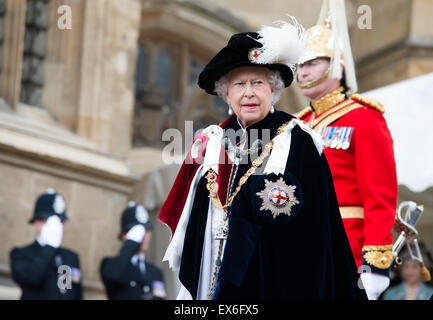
[{"xmin": 214, "ymin": 69, "xmax": 285, "ymax": 106}]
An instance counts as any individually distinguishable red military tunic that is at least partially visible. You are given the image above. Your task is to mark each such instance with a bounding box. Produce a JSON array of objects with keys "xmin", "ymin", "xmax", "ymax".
[{"xmin": 298, "ymin": 88, "xmax": 397, "ymax": 272}]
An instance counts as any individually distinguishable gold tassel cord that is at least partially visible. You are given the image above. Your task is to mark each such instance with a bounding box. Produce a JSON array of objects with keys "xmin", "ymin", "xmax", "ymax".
[{"xmin": 421, "ymin": 263, "xmax": 431, "ymax": 282}]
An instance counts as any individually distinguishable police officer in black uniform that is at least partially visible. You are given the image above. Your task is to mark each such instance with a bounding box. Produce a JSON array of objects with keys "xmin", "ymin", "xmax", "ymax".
[
  {"xmin": 100, "ymin": 202, "xmax": 166, "ymax": 300},
  {"xmin": 9, "ymin": 189, "xmax": 83, "ymax": 300}
]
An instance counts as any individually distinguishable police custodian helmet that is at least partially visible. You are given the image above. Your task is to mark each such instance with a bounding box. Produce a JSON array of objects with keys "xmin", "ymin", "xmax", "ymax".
[
  {"xmin": 119, "ymin": 201, "xmax": 153, "ymax": 239},
  {"xmin": 29, "ymin": 188, "xmax": 68, "ymax": 223}
]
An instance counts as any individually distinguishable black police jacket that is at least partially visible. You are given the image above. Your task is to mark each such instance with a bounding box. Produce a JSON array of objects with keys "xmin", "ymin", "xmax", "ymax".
[
  {"xmin": 10, "ymin": 241, "xmax": 83, "ymax": 300},
  {"xmin": 100, "ymin": 240, "xmax": 166, "ymax": 300}
]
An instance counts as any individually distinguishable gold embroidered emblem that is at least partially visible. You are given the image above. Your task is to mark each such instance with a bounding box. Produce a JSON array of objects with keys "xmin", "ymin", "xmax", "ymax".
[
  {"xmin": 311, "ymin": 86, "xmax": 346, "ymax": 114},
  {"xmin": 363, "ymin": 250, "xmax": 396, "ymax": 269}
]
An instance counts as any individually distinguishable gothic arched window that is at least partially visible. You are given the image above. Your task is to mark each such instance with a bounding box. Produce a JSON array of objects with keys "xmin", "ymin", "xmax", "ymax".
[{"xmin": 133, "ymin": 37, "xmax": 228, "ymax": 147}]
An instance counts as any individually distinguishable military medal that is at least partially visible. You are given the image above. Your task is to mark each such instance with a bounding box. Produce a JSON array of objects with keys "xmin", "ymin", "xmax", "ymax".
[
  {"xmin": 342, "ymin": 127, "xmax": 354, "ymax": 150},
  {"xmin": 319, "ymin": 127, "xmax": 326, "ymax": 141},
  {"xmin": 256, "ymin": 177, "xmax": 299, "ymax": 219},
  {"xmin": 325, "ymin": 127, "xmax": 332, "ymax": 148},
  {"xmin": 322, "ymin": 127, "xmax": 353, "ymax": 150},
  {"xmin": 342, "ymin": 141, "xmax": 350, "ymax": 150},
  {"xmin": 324, "ymin": 127, "xmax": 333, "ymax": 148},
  {"xmin": 335, "ymin": 127, "xmax": 345, "ymax": 150},
  {"xmin": 330, "ymin": 127, "xmax": 339, "ymax": 149}
]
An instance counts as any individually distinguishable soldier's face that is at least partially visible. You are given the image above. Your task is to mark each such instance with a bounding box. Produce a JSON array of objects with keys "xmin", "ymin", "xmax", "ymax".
[
  {"xmin": 297, "ymin": 58, "xmax": 330, "ymax": 82},
  {"xmin": 297, "ymin": 58, "xmax": 341, "ymax": 101},
  {"xmin": 226, "ymin": 66, "xmax": 274, "ymax": 128}
]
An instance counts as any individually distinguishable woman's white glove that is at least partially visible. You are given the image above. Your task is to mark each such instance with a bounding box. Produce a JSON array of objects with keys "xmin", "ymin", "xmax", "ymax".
[
  {"xmin": 360, "ymin": 272, "xmax": 390, "ymax": 300},
  {"xmin": 39, "ymin": 215, "xmax": 63, "ymax": 248},
  {"xmin": 126, "ymin": 224, "xmax": 146, "ymax": 243}
]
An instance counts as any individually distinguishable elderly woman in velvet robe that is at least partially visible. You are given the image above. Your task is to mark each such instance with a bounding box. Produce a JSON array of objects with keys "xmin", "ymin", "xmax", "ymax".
[{"xmin": 159, "ymin": 18, "xmax": 367, "ymax": 300}]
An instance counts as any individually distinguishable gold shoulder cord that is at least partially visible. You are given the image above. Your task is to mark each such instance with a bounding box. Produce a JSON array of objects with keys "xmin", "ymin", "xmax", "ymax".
[
  {"xmin": 297, "ymin": 107, "xmax": 313, "ymax": 121},
  {"xmin": 350, "ymin": 93, "xmax": 386, "ymax": 114},
  {"xmin": 206, "ymin": 120, "xmax": 292, "ymax": 212}
]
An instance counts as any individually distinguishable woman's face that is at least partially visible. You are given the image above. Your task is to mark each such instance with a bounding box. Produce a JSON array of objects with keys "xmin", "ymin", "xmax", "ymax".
[
  {"xmin": 401, "ymin": 260, "xmax": 422, "ymax": 285},
  {"xmin": 226, "ymin": 66, "xmax": 274, "ymax": 128}
]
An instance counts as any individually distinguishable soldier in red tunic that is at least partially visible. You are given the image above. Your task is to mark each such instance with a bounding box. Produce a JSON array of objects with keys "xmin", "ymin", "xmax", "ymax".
[{"xmin": 296, "ymin": 0, "xmax": 398, "ymax": 300}]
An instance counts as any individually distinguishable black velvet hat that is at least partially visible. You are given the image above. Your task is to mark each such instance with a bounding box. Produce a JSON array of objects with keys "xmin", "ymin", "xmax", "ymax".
[{"xmin": 198, "ymin": 32, "xmax": 295, "ymax": 95}]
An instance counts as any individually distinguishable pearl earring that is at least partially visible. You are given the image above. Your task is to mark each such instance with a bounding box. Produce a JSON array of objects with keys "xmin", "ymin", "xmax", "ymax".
[
  {"xmin": 270, "ymin": 105, "xmax": 275, "ymax": 114},
  {"xmin": 228, "ymin": 105, "xmax": 233, "ymax": 115}
]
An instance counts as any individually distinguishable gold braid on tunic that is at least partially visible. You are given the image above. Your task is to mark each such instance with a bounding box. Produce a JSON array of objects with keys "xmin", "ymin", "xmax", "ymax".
[{"xmin": 311, "ymin": 86, "xmax": 346, "ymax": 114}]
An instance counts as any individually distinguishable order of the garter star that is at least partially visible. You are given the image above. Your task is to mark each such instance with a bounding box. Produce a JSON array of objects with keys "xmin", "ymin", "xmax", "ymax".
[{"xmin": 256, "ymin": 177, "xmax": 299, "ymax": 219}]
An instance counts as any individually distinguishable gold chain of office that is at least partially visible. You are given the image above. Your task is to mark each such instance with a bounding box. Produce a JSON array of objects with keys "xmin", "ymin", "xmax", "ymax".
[{"xmin": 206, "ymin": 119, "xmax": 293, "ymax": 212}]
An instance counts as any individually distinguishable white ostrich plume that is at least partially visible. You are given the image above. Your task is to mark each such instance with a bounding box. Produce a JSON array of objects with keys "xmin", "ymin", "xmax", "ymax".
[{"xmin": 255, "ymin": 15, "xmax": 306, "ymax": 72}]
